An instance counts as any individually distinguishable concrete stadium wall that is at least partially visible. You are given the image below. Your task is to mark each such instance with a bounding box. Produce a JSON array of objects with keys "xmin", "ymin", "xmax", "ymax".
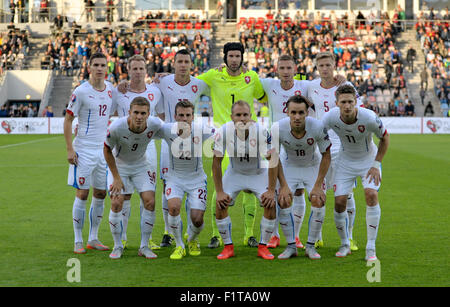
[{"xmin": 0, "ymin": 70, "xmax": 52, "ymax": 105}]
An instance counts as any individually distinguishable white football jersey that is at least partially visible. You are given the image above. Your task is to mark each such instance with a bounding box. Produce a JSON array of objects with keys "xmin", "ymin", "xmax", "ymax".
[
  {"xmin": 261, "ymin": 78, "xmax": 310, "ymax": 124},
  {"xmin": 322, "ymin": 107, "xmax": 387, "ymax": 162},
  {"xmin": 214, "ymin": 121, "xmax": 271, "ymax": 175},
  {"xmin": 114, "ymin": 84, "xmax": 163, "ymax": 117},
  {"xmin": 155, "ymin": 122, "xmax": 215, "ymax": 179},
  {"xmin": 272, "ymin": 117, "xmax": 331, "ymax": 167},
  {"xmin": 307, "ymin": 79, "xmax": 363, "ymax": 150},
  {"xmin": 67, "ymin": 81, "xmax": 117, "ymax": 148},
  {"xmin": 155, "ymin": 75, "xmax": 209, "ymax": 122},
  {"xmin": 104, "ymin": 116, "xmax": 163, "ymax": 167}
]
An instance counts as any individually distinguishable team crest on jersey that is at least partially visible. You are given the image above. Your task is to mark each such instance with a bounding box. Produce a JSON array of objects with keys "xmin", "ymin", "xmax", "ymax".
[
  {"xmin": 108, "ymin": 90, "xmax": 112, "ymax": 98},
  {"xmin": 294, "ymin": 90, "xmax": 302, "ymax": 96},
  {"xmin": 166, "ymin": 188, "xmax": 171, "ymax": 196},
  {"xmin": 79, "ymin": 177, "xmax": 85, "ymax": 186},
  {"xmin": 148, "ymin": 93, "xmax": 154, "ymax": 101},
  {"xmin": 358, "ymin": 125, "xmax": 365, "ymax": 133},
  {"xmin": 71, "ymin": 94, "xmax": 76, "ymax": 103},
  {"xmin": 249, "ymin": 139, "xmax": 257, "ymax": 147},
  {"xmin": 245, "ymin": 76, "xmax": 251, "ymax": 84},
  {"xmin": 106, "ymin": 130, "xmax": 111, "ymax": 138},
  {"xmin": 147, "ymin": 131, "xmax": 154, "ymax": 139},
  {"xmin": 307, "ymin": 138, "xmax": 314, "ymax": 145},
  {"xmin": 193, "ymin": 136, "xmax": 200, "ymax": 144},
  {"xmin": 192, "ymin": 85, "xmax": 198, "ymax": 93}
]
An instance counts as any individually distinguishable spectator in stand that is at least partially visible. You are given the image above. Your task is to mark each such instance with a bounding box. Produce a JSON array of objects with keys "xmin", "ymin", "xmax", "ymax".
[
  {"xmin": 405, "ymin": 100, "xmax": 415, "ymax": 116},
  {"xmin": 424, "ymin": 101, "xmax": 434, "ymax": 116},
  {"xmin": 388, "ymin": 99, "xmax": 397, "ymax": 116},
  {"xmin": 54, "ymin": 15, "xmax": 64, "ymax": 31}
]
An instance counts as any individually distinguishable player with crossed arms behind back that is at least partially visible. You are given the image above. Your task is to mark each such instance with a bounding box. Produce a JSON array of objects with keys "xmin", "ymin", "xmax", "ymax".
[
  {"xmin": 64, "ymin": 52, "xmax": 117, "ymax": 254},
  {"xmin": 322, "ymin": 84, "xmax": 389, "ymax": 261}
]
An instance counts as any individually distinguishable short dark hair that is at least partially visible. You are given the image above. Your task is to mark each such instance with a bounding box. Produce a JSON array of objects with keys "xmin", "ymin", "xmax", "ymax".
[
  {"xmin": 175, "ymin": 100, "xmax": 194, "ymax": 115},
  {"xmin": 130, "ymin": 96, "xmax": 150, "ymax": 111},
  {"xmin": 286, "ymin": 95, "xmax": 310, "ymax": 110},
  {"xmin": 174, "ymin": 48, "xmax": 191, "ymax": 61},
  {"xmin": 335, "ymin": 84, "xmax": 357, "ymax": 101},
  {"xmin": 89, "ymin": 52, "xmax": 107, "ymax": 66}
]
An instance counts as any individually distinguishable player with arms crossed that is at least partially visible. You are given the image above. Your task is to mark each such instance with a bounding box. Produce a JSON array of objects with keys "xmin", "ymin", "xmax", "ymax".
[
  {"xmin": 322, "ymin": 85, "xmax": 389, "ymax": 261},
  {"xmin": 104, "ymin": 97, "xmax": 163, "ymax": 259},
  {"xmin": 113, "ymin": 54, "xmax": 163, "ymax": 250},
  {"xmin": 307, "ymin": 51, "xmax": 363, "ymax": 251},
  {"xmin": 212, "ymin": 101, "xmax": 293, "ymax": 260},
  {"xmin": 64, "ymin": 52, "xmax": 116, "ymax": 254},
  {"xmin": 271, "ymin": 95, "xmax": 332, "ymax": 259},
  {"xmin": 154, "ymin": 100, "xmax": 215, "ymax": 259}
]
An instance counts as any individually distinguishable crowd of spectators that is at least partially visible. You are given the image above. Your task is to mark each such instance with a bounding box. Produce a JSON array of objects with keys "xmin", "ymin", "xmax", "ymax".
[
  {"xmin": 415, "ymin": 8, "xmax": 450, "ymax": 117},
  {"xmin": 239, "ymin": 9, "xmax": 412, "ymax": 116},
  {"xmin": 40, "ymin": 21, "xmax": 211, "ymax": 87},
  {"xmin": 0, "ymin": 29, "xmax": 29, "ymax": 74},
  {"xmin": 0, "ymin": 103, "xmax": 54, "ymax": 117}
]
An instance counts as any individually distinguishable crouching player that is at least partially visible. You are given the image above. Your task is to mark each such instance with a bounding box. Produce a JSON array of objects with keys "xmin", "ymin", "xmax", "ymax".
[
  {"xmin": 322, "ymin": 85, "xmax": 389, "ymax": 261},
  {"xmin": 154, "ymin": 100, "xmax": 215, "ymax": 260},
  {"xmin": 212, "ymin": 100, "xmax": 293, "ymax": 260},
  {"xmin": 271, "ymin": 95, "xmax": 331, "ymax": 259},
  {"xmin": 104, "ymin": 97, "xmax": 163, "ymax": 259}
]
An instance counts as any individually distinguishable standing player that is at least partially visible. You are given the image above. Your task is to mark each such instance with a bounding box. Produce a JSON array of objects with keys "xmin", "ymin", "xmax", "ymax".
[
  {"xmin": 113, "ymin": 54, "xmax": 163, "ymax": 250},
  {"xmin": 307, "ymin": 51, "xmax": 363, "ymax": 251},
  {"xmin": 322, "ymin": 85, "xmax": 389, "ymax": 261},
  {"xmin": 104, "ymin": 97, "xmax": 163, "ymax": 259},
  {"xmin": 271, "ymin": 95, "xmax": 332, "ymax": 260},
  {"xmin": 64, "ymin": 52, "xmax": 116, "ymax": 254},
  {"xmin": 212, "ymin": 101, "xmax": 293, "ymax": 260},
  {"xmin": 154, "ymin": 100, "xmax": 215, "ymax": 260},
  {"xmin": 197, "ymin": 42, "xmax": 266, "ymax": 249}
]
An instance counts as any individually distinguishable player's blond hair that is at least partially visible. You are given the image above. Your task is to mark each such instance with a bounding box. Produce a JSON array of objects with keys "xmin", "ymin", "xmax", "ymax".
[
  {"xmin": 315, "ymin": 51, "xmax": 336, "ymax": 67},
  {"xmin": 278, "ymin": 54, "xmax": 296, "ymax": 64},
  {"xmin": 231, "ymin": 100, "xmax": 251, "ymax": 114},
  {"xmin": 130, "ymin": 96, "xmax": 150, "ymax": 111},
  {"xmin": 128, "ymin": 55, "xmax": 146, "ymax": 68}
]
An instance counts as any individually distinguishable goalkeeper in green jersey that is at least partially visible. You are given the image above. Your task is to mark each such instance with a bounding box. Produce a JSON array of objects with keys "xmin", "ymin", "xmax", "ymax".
[{"xmin": 197, "ymin": 42, "xmax": 266, "ymax": 248}]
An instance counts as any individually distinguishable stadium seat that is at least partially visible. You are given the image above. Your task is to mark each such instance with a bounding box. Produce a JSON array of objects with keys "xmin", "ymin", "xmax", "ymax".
[
  {"xmin": 159, "ymin": 22, "xmax": 166, "ymax": 29},
  {"xmin": 204, "ymin": 22, "xmax": 211, "ymax": 29},
  {"xmin": 167, "ymin": 22, "xmax": 175, "ymax": 30},
  {"xmin": 177, "ymin": 22, "xmax": 184, "ymax": 30},
  {"xmin": 195, "ymin": 22, "xmax": 202, "ymax": 29},
  {"xmin": 185, "ymin": 22, "xmax": 193, "ymax": 30},
  {"xmin": 248, "ymin": 17, "xmax": 255, "ymax": 25},
  {"xmin": 239, "ymin": 17, "xmax": 247, "ymax": 25},
  {"xmin": 257, "ymin": 17, "xmax": 265, "ymax": 24}
]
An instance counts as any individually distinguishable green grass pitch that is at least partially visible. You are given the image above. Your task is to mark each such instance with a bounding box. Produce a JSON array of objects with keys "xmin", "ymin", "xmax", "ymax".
[{"xmin": 0, "ymin": 134, "xmax": 449, "ymax": 287}]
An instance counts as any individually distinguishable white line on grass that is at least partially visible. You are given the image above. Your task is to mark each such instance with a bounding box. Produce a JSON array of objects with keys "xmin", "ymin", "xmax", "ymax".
[{"xmin": 0, "ymin": 136, "xmax": 61, "ymax": 149}]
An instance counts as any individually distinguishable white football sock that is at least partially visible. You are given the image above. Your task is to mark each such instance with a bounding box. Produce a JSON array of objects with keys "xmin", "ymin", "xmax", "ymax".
[
  {"xmin": 334, "ymin": 210, "xmax": 350, "ymax": 246},
  {"xmin": 188, "ymin": 221, "xmax": 204, "ymax": 242},
  {"xmin": 259, "ymin": 216, "xmax": 276, "ymax": 245},
  {"xmin": 72, "ymin": 197, "xmax": 86, "ymax": 244},
  {"xmin": 346, "ymin": 193, "xmax": 356, "ymax": 240},
  {"xmin": 278, "ymin": 207, "xmax": 295, "ymax": 244},
  {"xmin": 366, "ymin": 204, "xmax": 381, "ymax": 250},
  {"xmin": 121, "ymin": 199, "xmax": 131, "ymax": 241},
  {"xmin": 292, "ymin": 194, "xmax": 306, "ymax": 238},
  {"xmin": 88, "ymin": 197, "xmax": 104, "ymax": 242},
  {"xmin": 140, "ymin": 208, "xmax": 156, "ymax": 248},
  {"xmin": 272, "ymin": 204, "xmax": 280, "ymax": 237},
  {"xmin": 216, "ymin": 216, "xmax": 232, "ymax": 245},
  {"xmin": 307, "ymin": 206, "xmax": 325, "ymax": 246},
  {"xmin": 109, "ymin": 210, "xmax": 123, "ymax": 248},
  {"xmin": 168, "ymin": 214, "xmax": 184, "ymax": 248}
]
